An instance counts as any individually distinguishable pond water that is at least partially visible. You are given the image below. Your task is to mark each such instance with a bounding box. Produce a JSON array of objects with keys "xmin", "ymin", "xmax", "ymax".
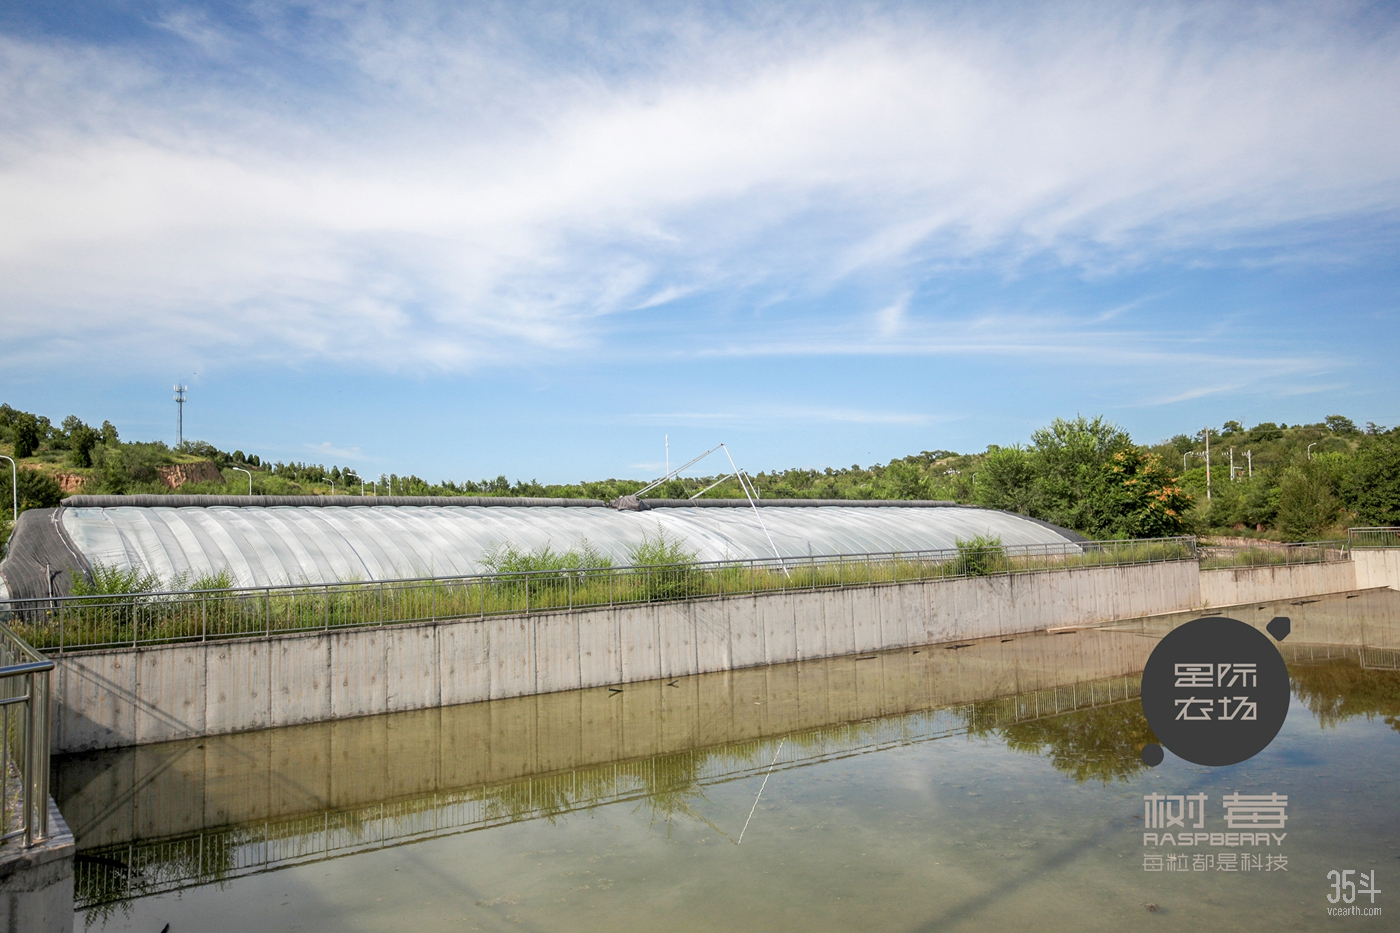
[{"xmin": 56, "ymin": 590, "xmax": 1400, "ymax": 932}]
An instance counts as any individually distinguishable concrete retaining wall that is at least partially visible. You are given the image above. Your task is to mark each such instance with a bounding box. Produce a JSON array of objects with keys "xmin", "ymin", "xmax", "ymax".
[
  {"xmin": 52, "ymin": 557, "xmax": 1375, "ymax": 754},
  {"xmin": 1353, "ymin": 550, "xmax": 1400, "ymax": 591},
  {"xmin": 1199, "ymin": 561, "xmax": 1359, "ymax": 607},
  {"xmin": 53, "ymin": 561, "xmax": 1200, "ymax": 753}
]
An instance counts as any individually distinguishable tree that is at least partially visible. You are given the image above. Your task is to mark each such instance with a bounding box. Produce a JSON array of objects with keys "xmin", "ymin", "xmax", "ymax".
[
  {"xmin": 61, "ymin": 416, "xmax": 98, "ymax": 467},
  {"xmin": 1095, "ymin": 447, "xmax": 1193, "ymax": 537},
  {"xmin": 12, "ymin": 414, "xmax": 40, "ymax": 459},
  {"xmin": 0, "ymin": 468, "xmax": 63, "ymax": 513},
  {"xmin": 1276, "ymin": 457, "xmax": 1340, "ymax": 539},
  {"xmin": 100, "ymin": 421, "xmax": 119, "ymax": 445},
  {"xmin": 1029, "ymin": 415, "xmax": 1133, "ymax": 533},
  {"xmin": 1325, "ymin": 415, "xmax": 1359, "ymax": 436},
  {"xmin": 1344, "ymin": 439, "xmax": 1400, "ymax": 526},
  {"xmin": 974, "ymin": 446, "xmax": 1038, "ymax": 515}
]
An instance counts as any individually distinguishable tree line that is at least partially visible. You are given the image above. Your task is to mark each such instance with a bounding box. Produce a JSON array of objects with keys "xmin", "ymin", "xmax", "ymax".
[{"xmin": 3, "ymin": 403, "xmax": 1398, "ymax": 547}]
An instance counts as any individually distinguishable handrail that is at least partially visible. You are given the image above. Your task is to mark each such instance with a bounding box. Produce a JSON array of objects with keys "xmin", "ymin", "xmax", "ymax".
[
  {"xmin": 0, "ymin": 537, "xmax": 1201, "ymax": 655},
  {"xmin": 1, "ymin": 536, "xmax": 1195, "ymax": 604},
  {"xmin": 1348, "ymin": 527, "xmax": 1400, "ymax": 549},
  {"xmin": 0, "ymin": 621, "xmax": 51, "ymax": 846}
]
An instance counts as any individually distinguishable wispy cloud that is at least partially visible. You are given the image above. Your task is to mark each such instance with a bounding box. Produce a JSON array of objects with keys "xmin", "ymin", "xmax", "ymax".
[
  {"xmin": 310, "ymin": 442, "xmax": 365, "ymax": 461},
  {"xmin": 634, "ymin": 406, "xmax": 946, "ymax": 427},
  {"xmin": 0, "ymin": 2, "xmax": 1396, "ymax": 378}
]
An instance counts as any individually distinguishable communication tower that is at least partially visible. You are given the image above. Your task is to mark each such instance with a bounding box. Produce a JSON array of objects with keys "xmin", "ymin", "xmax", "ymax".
[{"xmin": 174, "ymin": 384, "xmax": 188, "ymax": 447}]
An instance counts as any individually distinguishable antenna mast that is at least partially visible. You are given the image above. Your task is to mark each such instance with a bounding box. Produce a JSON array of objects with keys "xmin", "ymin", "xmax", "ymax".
[{"xmin": 174, "ymin": 384, "xmax": 188, "ymax": 447}]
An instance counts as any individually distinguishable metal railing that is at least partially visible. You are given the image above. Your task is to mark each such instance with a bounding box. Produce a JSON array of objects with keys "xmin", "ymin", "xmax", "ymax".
[
  {"xmin": 2, "ymin": 537, "xmax": 1197, "ymax": 655},
  {"xmin": 1198, "ymin": 540, "xmax": 1347, "ymax": 570},
  {"xmin": 1348, "ymin": 527, "xmax": 1400, "ymax": 549},
  {"xmin": 0, "ymin": 622, "xmax": 52, "ymax": 847}
]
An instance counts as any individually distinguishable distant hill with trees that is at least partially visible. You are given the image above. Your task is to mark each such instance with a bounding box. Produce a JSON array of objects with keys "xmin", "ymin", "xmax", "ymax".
[{"xmin": 2, "ymin": 402, "xmax": 1397, "ymax": 549}]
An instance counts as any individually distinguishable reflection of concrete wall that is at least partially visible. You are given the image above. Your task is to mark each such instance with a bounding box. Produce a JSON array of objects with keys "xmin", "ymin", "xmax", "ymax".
[
  {"xmin": 1199, "ymin": 562, "xmax": 1357, "ymax": 607},
  {"xmin": 55, "ymin": 626, "xmax": 1155, "ymax": 850},
  {"xmin": 52, "ymin": 561, "xmax": 1199, "ymax": 753},
  {"xmin": 1354, "ymin": 550, "xmax": 1400, "ymax": 591}
]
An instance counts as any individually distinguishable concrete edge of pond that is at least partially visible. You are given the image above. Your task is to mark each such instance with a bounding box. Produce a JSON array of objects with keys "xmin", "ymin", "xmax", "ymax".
[{"xmin": 0, "ymin": 799, "xmax": 75, "ymax": 933}]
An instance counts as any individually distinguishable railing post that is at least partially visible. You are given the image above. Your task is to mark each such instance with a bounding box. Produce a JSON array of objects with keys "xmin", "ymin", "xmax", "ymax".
[{"xmin": 202, "ymin": 593, "xmax": 207, "ymax": 642}]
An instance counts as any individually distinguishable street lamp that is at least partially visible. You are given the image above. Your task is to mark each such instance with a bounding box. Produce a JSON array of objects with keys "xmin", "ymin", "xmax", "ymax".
[
  {"xmin": 232, "ymin": 467, "xmax": 253, "ymax": 495},
  {"xmin": 325, "ymin": 476, "xmax": 335, "ymax": 495},
  {"xmin": 0, "ymin": 454, "xmax": 16, "ymax": 529},
  {"xmin": 1307, "ymin": 443, "xmax": 1317, "ymax": 460}
]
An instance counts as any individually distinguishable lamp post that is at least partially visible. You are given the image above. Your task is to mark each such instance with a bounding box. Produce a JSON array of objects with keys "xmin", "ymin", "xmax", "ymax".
[
  {"xmin": 1203, "ymin": 428, "xmax": 1212, "ymax": 500},
  {"xmin": 1307, "ymin": 442, "xmax": 1317, "ymax": 460},
  {"xmin": 325, "ymin": 476, "xmax": 335, "ymax": 495},
  {"xmin": 0, "ymin": 454, "xmax": 16, "ymax": 529},
  {"xmin": 232, "ymin": 467, "xmax": 253, "ymax": 495}
]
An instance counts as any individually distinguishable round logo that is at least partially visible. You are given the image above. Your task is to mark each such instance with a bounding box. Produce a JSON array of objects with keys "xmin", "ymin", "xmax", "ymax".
[{"xmin": 1140, "ymin": 617, "xmax": 1289, "ymax": 767}]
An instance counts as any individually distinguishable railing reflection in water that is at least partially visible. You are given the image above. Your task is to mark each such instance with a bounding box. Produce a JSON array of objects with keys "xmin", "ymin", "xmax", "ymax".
[{"xmin": 74, "ymin": 672, "xmax": 1142, "ymax": 912}]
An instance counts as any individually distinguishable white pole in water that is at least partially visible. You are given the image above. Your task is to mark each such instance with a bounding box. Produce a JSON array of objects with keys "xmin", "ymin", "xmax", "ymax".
[
  {"xmin": 0, "ymin": 454, "xmax": 16, "ymax": 528},
  {"xmin": 232, "ymin": 467, "xmax": 253, "ymax": 495}
]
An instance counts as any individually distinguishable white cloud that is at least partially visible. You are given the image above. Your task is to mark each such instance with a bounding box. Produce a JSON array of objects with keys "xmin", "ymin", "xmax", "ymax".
[
  {"xmin": 0, "ymin": 3, "xmax": 1396, "ymax": 374},
  {"xmin": 634, "ymin": 406, "xmax": 944, "ymax": 427}
]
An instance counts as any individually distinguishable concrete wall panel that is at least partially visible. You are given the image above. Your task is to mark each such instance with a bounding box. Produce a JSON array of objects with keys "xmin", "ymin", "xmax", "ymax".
[
  {"xmin": 657, "ymin": 602, "xmax": 698, "ymax": 679},
  {"xmin": 54, "ymin": 652, "xmax": 135, "ymax": 752},
  {"xmin": 1352, "ymin": 550, "xmax": 1400, "ymax": 591},
  {"xmin": 438, "ymin": 619, "xmax": 490, "ymax": 707},
  {"xmin": 329, "ymin": 630, "xmax": 385, "ymax": 720},
  {"xmin": 386, "ymin": 626, "xmax": 440, "ymax": 713},
  {"xmin": 574, "ymin": 609, "xmax": 618, "ymax": 689},
  {"xmin": 132, "ymin": 646, "xmax": 204, "ymax": 745},
  {"xmin": 487, "ymin": 617, "xmax": 534, "ymax": 700},
  {"xmin": 532, "ymin": 614, "xmax": 580, "ymax": 696},
  {"xmin": 1200, "ymin": 562, "xmax": 1356, "ymax": 607},
  {"xmin": 268, "ymin": 635, "xmax": 329, "ymax": 728}
]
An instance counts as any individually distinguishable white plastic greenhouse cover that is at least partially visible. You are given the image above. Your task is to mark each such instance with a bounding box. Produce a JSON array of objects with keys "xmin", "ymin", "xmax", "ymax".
[{"xmin": 58, "ymin": 504, "xmax": 1082, "ymax": 589}]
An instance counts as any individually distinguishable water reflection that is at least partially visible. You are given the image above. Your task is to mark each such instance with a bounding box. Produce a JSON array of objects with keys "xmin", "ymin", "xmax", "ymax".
[
  {"xmin": 1290, "ymin": 658, "xmax": 1400, "ymax": 731},
  {"xmin": 969, "ymin": 701, "xmax": 1159, "ymax": 784},
  {"xmin": 55, "ymin": 588, "xmax": 1400, "ymax": 917}
]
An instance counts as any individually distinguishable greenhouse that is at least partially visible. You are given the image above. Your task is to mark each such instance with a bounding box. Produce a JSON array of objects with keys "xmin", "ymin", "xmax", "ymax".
[{"xmin": 0, "ymin": 496, "xmax": 1083, "ymax": 599}]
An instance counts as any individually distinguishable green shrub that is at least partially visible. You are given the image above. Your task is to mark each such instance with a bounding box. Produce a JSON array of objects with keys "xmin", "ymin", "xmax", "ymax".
[
  {"xmin": 0, "ymin": 467, "xmax": 63, "ymax": 513},
  {"xmin": 955, "ymin": 534, "xmax": 1005, "ymax": 576},
  {"xmin": 628, "ymin": 527, "xmax": 703, "ymax": 599},
  {"xmin": 70, "ymin": 563, "xmax": 163, "ymax": 596}
]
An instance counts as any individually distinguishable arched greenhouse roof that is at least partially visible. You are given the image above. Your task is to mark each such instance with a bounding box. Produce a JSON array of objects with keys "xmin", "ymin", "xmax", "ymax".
[{"xmin": 0, "ymin": 497, "xmax": 1084, "ymax": 597}]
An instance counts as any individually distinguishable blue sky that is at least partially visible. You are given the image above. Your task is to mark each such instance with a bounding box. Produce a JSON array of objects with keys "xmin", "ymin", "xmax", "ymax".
[{"xmin": 2, "ymin": 1, "xmax": 1397, "ymax": 483}]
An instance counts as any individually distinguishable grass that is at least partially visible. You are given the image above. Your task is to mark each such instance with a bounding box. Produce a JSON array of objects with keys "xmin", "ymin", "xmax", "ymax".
[
  {"xmin": 5, "ymin": 538, "xmax": 1197, "ymax": 653},
  {"xmin": 1197, "ymin": 541, "xmax": 1344, "ymax": 570}
]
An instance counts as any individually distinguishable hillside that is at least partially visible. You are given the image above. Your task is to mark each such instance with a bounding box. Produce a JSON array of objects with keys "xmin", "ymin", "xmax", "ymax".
[{"xmin": 2, "ymin": 404, "xmax": 1397, "ymax": 549}]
